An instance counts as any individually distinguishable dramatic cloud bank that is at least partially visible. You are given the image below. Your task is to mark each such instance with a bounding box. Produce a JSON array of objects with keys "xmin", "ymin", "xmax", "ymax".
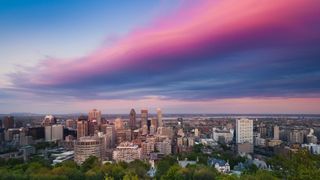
[{"xmin": 8, "ymin": 0, "xmax": 320, "ymax": 102}]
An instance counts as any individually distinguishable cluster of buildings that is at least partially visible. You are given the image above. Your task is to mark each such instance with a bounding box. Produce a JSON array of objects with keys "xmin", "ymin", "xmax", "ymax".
[
  {"xmin": 71, "ymin": 108, "xmax": 175, "ymax": 164},
  {"xmin": 1, "ymin": 111, "xmax": 320, "ymax": 175}
]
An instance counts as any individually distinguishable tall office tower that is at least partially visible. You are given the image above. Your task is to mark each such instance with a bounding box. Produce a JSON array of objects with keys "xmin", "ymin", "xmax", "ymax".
[
  {"xmin": 27, "ymin": 127, "xmax": 45, "ymax": 140},
  {"xmin": 129, "ymin": 109, "xmax": 136, "ymax": 130},
  {"xmin": 77, "ymin": 116, "xmax": 88, "ymax": 139},
  {"xmin": 157, "ymin": 108, "xmax": 163, "ymax": 127},
  {"xmin": 88, "ymin": 121, "xmax": 99, "ymax": 136},
  {"xmin": 141, "ymin": 109, "xmax": 148, "ymax": 128},
  {"xmin": 273, "ymin": 125, "xmax": 280, "ymax": 140},
  {"xmin": 3, "ymin": 116, "xmax": 14, "ymax": 129},
  {"xmin": 151, "ymin": 118, "xmax": 158, "ymax": 130},
  {"xmin": 42, "ymin": 115, "xmax": 56, "ymax": 126},
  {"xmin": 45, "ymin": 124, "xmax": 64, "ymax": 141},
  {"xmin": 65, "ymin": 119, "xmax": 76, "ymax": 129},
  {"xmin": 52, "ymin": 125, "xmax": 63, "ymax": 141},
  {"xmin": 74, "ymin": 136, "xmax": 103, "ymax": 165},
  {"xmin": 236, "ymin": 118, "xmax": 253, "ymax": 154},
  {"xmin": 88, "ymin": 109, "xmax": 102, "ymax": 125}
]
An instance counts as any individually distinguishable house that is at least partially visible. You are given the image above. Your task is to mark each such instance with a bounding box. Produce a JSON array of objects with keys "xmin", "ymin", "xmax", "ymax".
[{"xmin": 208, "ymin": 158, "xmax": 230, "ymax": 173}]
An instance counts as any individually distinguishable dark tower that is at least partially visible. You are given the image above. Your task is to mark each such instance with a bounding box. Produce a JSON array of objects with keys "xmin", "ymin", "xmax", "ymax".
[{"xmin": 129, "ymin": 109, "xmax": 136, "ymax": 130}]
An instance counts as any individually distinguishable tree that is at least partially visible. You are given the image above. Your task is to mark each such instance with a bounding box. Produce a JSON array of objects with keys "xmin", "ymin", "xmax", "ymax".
[
  {"xmin": 80, "ymin": 156, "xmax": 100, "ymax": 172},
  {"xmin": 161, "ymin": 165, "xmax": 184, "ymax": 180},
  {"xmin": 123, "ymin": 173, "xmax": 139, "ymax": 180},
  {"xmin": 268, "ymin": 149, "xmax": 320, "ymax": 179},
  {"xmin": 240, "ymin": 170, "xmax": 278, "ymax": 180},
  {"xmin": 193, "ymin": 167, "xmax": 217, "ymax": 180},
  {"xmin": 156, "ymin": 156, "xmax": 177, "ymax": 179}
]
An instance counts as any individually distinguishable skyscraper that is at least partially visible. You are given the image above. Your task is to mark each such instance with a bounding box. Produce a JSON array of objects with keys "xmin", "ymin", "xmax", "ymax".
[
  {"xmin": 65, "ymin": 119, "xmax": 76, "ymax": 129},
  {"xmin": 77, "ymin": 116, "xmax": 88, "ymax": 139},
  {"xmin": 88, "ymin": 109, "xmax": 101, "ymax": 136},
  {"xmin": 3, "ymin": 116, "xmax": 14, "ymax": 129},
  {"xmin": 129, "ymin": 109, "xmax": 136, "ymax": 130},
  {"xmin": 157, "ymin": 108, "xmax": 163, "ymax": 127},
  {"xmin": 45, "ymin": 124, "xmax": 63, "ymax": 141},
  {"xmin": 88, "ymin": 109, "xmax": 102, "ymax": 125},
  {"xmin": 114, "ymin": 118, "xmax": 124, "ymax": 130},
  {"xmin": 141, "ymin": 109, "xmax": 148, "ymax": 128},
  {"xmin": 273, "ymin": 125, "xmax": 279, "ymax": 140}
]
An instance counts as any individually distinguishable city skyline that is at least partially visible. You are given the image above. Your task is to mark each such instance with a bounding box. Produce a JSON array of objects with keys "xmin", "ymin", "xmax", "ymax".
[{"xmin": 1, "ymin": 0, "xmax": 320, "ymax": 114}]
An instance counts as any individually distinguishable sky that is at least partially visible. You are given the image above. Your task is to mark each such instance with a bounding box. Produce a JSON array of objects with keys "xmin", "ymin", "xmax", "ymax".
[{"xmin": 0, "ymin": 0, "xmax": 320, "ymax": 114}]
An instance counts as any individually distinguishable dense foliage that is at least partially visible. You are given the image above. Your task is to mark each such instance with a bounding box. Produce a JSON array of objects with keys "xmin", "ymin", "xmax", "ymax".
[{"xmin": 0, "ymin": 149, "xmax": 319, "ymax": 179}]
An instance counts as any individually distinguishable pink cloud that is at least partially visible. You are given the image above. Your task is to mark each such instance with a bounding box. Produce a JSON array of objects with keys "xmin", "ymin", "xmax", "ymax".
[{"xmin": 14, "ymin": 0, "xmax": 318, "ymax": 87}]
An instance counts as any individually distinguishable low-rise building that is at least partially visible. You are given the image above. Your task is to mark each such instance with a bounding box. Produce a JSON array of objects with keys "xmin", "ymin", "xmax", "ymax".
[
  {"xmin": 113, "ymin": 142, "xmax": 142, "ymax": 162},
  {"xmin": 208, "ymin": 158, "xmax": 230, "ymax": 173}
]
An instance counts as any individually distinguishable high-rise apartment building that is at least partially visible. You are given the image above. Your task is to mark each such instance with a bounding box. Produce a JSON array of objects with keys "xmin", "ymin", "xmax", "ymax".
[
  {"xmin": 77, "ymin": 116, "xmax": 88, "ymax": 139},
  {"xmin": 236, "ymin": 118, "xmax": 253, "ymax": 154},
  {"xmin": 236, "ymin": 118, "xmax": 253, "ymax": 144},
  {"xmin": 129, "ymin": 109, "xmax": 136, "ymax": 129}
]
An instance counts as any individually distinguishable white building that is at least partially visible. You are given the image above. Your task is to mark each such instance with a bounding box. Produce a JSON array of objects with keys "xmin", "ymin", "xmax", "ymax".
[
  {"xmin": 113, "ymin": 142, "xmax": 141, "ymax": 163},
  {"xmin": 273, "ymin": 125, "xmax": 280, "ymax": 140},
  {"xmin": 212, "ymin": 127, "xmax": 234, "ymax": 143},
  {"xmin": 302, "ymin": 143, "xmax": 320, "ymax": 154},
  {"xmin": 45, "ymin": 125, "xmax": 63, "ymax": 142},
  {"xmin": 253, "ymin": 132, "xmax": 266, "ymax": 147},
  {"xmin": 208, "ymin": 158, "xmax": 230, "ymax": 173},
  {"xmin": 236, "ymin": 118, "xmax": 253, "ymax": 144},
  {"xmin": 236, "ymin": 118, "xmax": 253, "ymax": 154},
  {"xmin": 74, "ymin": 136, "xmax": 103, "ymax": 165}
]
